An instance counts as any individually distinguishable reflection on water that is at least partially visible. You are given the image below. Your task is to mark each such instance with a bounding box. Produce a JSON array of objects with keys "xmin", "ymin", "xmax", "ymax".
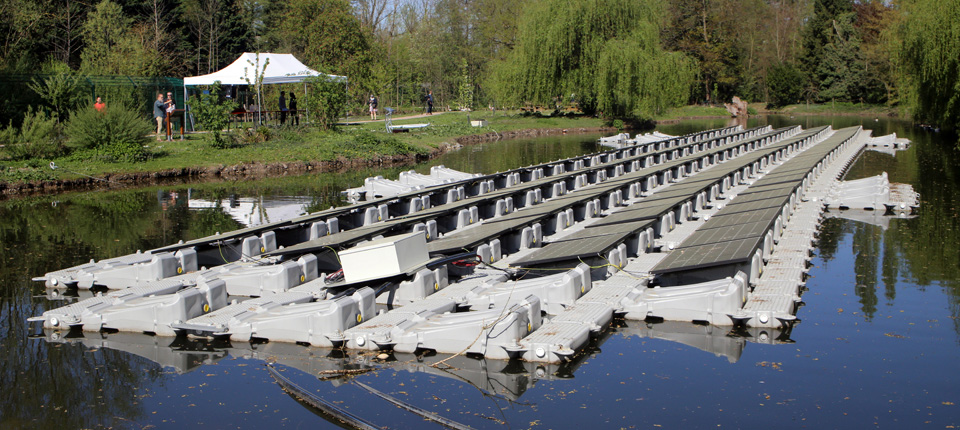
[
  {"xmin": 35, "ymin": 317, "xmax": 793, "ymax": 428},
  {"xmin": 188, "ymin": 194, "xmax": 311, "ymax": 227},
  {"xmin": 4, "ymin": 119, "xmax": 960, "ymax": 428}
]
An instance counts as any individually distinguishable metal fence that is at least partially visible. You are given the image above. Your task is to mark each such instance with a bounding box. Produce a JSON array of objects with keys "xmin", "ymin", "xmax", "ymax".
[{"xmin": 0, "ymin": 74, "xmax": 184, "ymax": 127}]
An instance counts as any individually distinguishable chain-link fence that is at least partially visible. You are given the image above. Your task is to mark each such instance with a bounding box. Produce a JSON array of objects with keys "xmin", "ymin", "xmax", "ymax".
[{"xmin": 0, "ymin": 74, "xmax": 183, "ymax": 127}]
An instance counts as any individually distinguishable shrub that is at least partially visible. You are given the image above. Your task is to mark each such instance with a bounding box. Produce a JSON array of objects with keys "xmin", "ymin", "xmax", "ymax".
[
  {"xmin": 612, "ymin": 119, "xmax": 625, "ymax": 132},
  {"xmin": 28, "ymin": 73, "xmax": 86, "ymax": 122},
  {"xmin": 304, "ymin": 75, "xmax": 348, "ymax": 130},
  {"xmin": 234, "ymin": 126, "xmax": 272, "ymax": 145},
  {"xmin": 0, "ymin": 107, "xmax": 64, "ymax": 160},
  {"xmin": 65, "ymin": 102, "xmax": 151, "ymax": 162}
]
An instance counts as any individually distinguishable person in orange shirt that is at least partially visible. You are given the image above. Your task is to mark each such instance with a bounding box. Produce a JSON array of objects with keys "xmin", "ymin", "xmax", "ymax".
[{"xmin": 94, "ymin": 97, "xmax": 105, "ymax": 112}]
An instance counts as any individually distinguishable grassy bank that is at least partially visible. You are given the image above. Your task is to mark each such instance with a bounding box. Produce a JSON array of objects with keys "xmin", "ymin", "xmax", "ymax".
[
  {"xmin": 0, "ymin": 111, "xmax": 606, "ymax": 186},
  {"xmin": 757, "ymin": 101, "xmax": 906, "ymax": 117}
]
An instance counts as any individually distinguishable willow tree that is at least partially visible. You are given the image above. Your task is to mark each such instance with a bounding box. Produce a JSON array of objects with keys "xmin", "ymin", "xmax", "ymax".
[
  {"xmin": 489, "ymin": 0, "xmax": 697, "ymax": 119},
  {"xmin": 899, "ymin": 0, "xmax": 960, "ymax": 133}
]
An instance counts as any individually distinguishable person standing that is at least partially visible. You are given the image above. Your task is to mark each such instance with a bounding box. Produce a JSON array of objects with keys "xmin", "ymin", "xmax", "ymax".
[
  {"xmin": 94, "ymin": 97, "xmax": 105, "ymax": 112},
  {"xmin": 165, "ymin": 92, "xmax": 176, "ymax": 141},
  {"xmin": 279, "ymin": 91, "xmax": 287, "ymax": 125},
  {"xmin": 426, "ymin": 91, "xmax": 433, "ymax": 115},
  {"xmin": 369, "ymin": 95, "xmax": 378, "ymax": 120},
  {"xmin": 153, "ymin": 93, "xmax": 165, "ymax": 141},
  {"xmin": 289, "ymin": 93, "xmax": 299, "ymax": 126}
]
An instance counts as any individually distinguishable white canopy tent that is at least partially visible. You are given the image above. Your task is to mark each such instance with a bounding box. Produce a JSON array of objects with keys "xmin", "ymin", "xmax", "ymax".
[{"xmin": 183, "ymin": 52, "xmax": 346, "ymax": 127}]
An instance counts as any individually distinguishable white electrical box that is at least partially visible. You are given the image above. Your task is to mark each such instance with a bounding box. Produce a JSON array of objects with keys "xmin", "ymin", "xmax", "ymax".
[
  {"xmin": 338, "ymin": 231, "xmax": 429, "ymax": 284},
  {"xmin": 470, "ymin": 119, "xmax": 488, "ymax": 127}
]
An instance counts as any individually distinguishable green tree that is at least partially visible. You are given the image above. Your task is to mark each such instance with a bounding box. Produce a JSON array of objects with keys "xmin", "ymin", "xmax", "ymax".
[
  {"xmin": 662, "ymin": 0, "xmax": 744, "ymax": 104},
  {"xmin": 766, "ymin": 62, "xmax": 804, "ymax": 107},
  {"xmin": 456, "ymin": 58, "xmax": 473, "ymax": 111},
  {"xmin": 0, "ymin": 107, "xmax": 64, "ymax": 160},
  {"xmin": 899, "ymin": 0, "xmax": 960, "ymax": 133},
  {"xmin": 190, "ymin": 83, "xmax": 236, "ymax": 148},
  {"xmin": 0, "ymin": 0, "xmax": 48, "ymax": 71},
  {"xmin": 275, "ymin": 0, "xmax": 374, "ymax": 102},
  {"xmin": 303, "ymin": 75, "xmax": 347, "ymax": 130},
  {"xmin": 854, "ymin": 0, "xmax": 899, "ymax": 104},
  {"xmin": 799, "ymin": 0, "xmax": 853, "ymax": 99},
  {"xmin": 492, "ymin": 0, "xmax": 696, "ymax": 119},
  {"xmin": 80, "ymin": 0, "xmax": 160, "ymax": 76},
  {"xmin": 28, "ymin": 73, "xmax": 87, "ymax": 122},
  {"xmin": 242, "ymin": 53, "xmax": 270, "ymax": 125},
  {"xmin": 815, "ymin": 12, "xmax": 866, "ymax": 102}
]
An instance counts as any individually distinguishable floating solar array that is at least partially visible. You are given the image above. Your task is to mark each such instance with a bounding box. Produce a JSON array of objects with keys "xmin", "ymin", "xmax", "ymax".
[{"xmin": 651, "ymin": 126, "xmax": 861, "ymax": 278}]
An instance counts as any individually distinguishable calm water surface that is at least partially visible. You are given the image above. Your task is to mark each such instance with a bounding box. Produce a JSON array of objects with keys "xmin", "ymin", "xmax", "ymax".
[{"xmin": 2, "ymin": 117, "xmax": 959, "ymax": 428}]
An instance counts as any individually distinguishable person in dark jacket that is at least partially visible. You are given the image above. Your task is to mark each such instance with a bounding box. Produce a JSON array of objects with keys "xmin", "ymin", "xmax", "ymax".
[
  {"xmin": 289, "ymin": 93, "xmax": 299, "ymax": 126},
  {"xmin": 279, "ymin": 91, "xmax": 287, "ymax": 125}
]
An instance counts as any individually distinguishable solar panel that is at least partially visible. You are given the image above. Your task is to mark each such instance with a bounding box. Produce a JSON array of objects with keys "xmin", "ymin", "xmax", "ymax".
[
  {"xmin": 721, "ymin": 197, "xmax": 784, "ymax": 213},
  {"xmin": 582, "ymin": 219, "xmax": 655, "ymax": 235},
  {"xmin": 736, "ymin": 182, "xmax": 799, "ymax": 196},
  {"xmin": 726, "ymin": 189, "xmax": 792, "ymax": 206},
  {"xmin": 265, "ymin": 224, "xmax": 393, "ymax": 256},
  {"xmin": 678, "ymin": 221, "xmax": 772, "ymax": 247},
  {"xmin": 651, "ymin": 237, "xmax": 762, "ymax": 273},
  {"xmin": 512, "ymin": 233, "xmax": 625, "ymax": 266},
  {"xmin": 591, "ymin": 207, "xmax": 667, "ymax": 227},
  {"xmin": 707, "ymin": 207, "xmax": 782, "ymax": 227}
]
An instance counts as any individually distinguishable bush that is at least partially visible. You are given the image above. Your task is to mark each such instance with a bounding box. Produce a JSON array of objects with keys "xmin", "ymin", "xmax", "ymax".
[
  {"xmin": 304, "ymin": 75, "xmax": 348, "ymax": 130},
  {"xmin": 234, "ymin": 126, "xmax": 272, "ymax": 145},
  {"xmin": 65, "ymin": 102, "xmax": 151, "ymax": 162},
  {"xmin": 28, "ymin": 73, "xmax": 86, "ymax": 122},
  {"xmin": 0, "ymin": 107, "xmax": 64, "ymax": 160}
]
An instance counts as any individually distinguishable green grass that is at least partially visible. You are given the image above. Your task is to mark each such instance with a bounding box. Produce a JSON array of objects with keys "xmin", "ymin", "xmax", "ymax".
[
  {"xmin": 0, "ymin": 111, "xmax": 605, "ymax": 184},
  {"xmin": 653, "ymin": 105, "xmax": 731, "ymax": 121}
]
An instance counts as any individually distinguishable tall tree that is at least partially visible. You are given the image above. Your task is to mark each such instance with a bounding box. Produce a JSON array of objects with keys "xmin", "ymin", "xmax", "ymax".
[
  {"xmin": 180, "ymin": 0, "xmax": 250, "ymax": 75},
  {"xmin": 814, "ymin": 11, "xmax": 866, "ymax": 102},
  {"xmin": 799, "ymin": 0, "xmax": 853, "ymax": 99},
  {"xmin": 0, "ymin": 0, "xmax": 48, "ymax": 71},
  {"xmin": 854, "ymin": 0, "xmax": 898, "ymax": 104},
  {"xmin": 492, "ymin": 0, "xmax": 697, "ymax": 119},
  {"xmin": 50, "ymin": 0, "xmax": 90, "ymax": 69},
  {"xmin": 663, "ymin": 0, "xmax": 744, "ymax": 104},
  {"xmin": 899, "ymin": 0, "xmax": 960, "ymax": 132},
  {"xmin": 80, "ymin": 0, "xmax": 160, "ymax": 75},
  {"xmin": 275, "ymin": 0, "xmax": 374, "ymax": 99}
]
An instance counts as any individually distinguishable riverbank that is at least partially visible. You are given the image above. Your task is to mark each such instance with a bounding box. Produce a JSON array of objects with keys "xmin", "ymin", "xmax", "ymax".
[
  {"xmin": 650, "ymin": 102, "xmax": 907, "ymax": 123},
  {"xmin": 758, "ymin": 101, "xmax": 906, "ymax": 118},
  {"xmin": 0, "ymin": 104, "xmax": 910, "ymax": 196},
  {"xmin": 0, "ymin": 111, "xmax": 611, "ymax": 196}
]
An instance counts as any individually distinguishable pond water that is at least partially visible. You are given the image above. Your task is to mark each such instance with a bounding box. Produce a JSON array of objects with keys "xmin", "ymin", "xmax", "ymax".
[{"xmin": 2, "ymin": 117, "xmax": 959, "ymax": 429}]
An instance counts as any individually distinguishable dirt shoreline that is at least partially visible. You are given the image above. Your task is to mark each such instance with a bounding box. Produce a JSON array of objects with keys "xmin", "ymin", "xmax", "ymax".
[{"xmin": 0, "ymin": 126, "xmax": 614, "ymax": 198}]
